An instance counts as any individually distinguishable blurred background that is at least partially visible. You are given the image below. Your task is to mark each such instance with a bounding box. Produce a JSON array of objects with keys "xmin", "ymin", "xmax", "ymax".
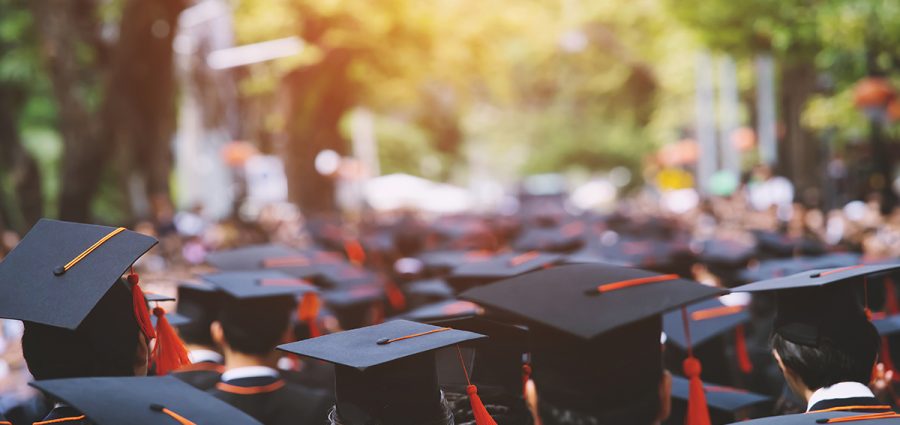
[{"xmin": 0, "ymin": 0, "xmax": 899, "ymax": 239}]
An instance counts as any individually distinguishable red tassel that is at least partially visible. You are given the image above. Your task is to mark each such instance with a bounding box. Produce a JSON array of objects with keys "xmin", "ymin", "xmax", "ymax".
[
  {"xmin": 681, "ymin": 307, "xmax": 711, "ymax": 425},
  {"xmin": 885, "ymin": 278, "xmax": 899, "ymax": 315},
  {"xmin": 735, "ymin": 325, "xmax": 753, "ymax": 374},
  {"xmin": 521, "ymin": 363, "xmax": 532, "ymax": 399},
  {"xmin": 385, "ymin": 280, "xmax": 407, "ymax": 311},
  {"xmin": 467, "ymin": 385, "xmax": 498, "ymax": 425},
  {"xmin": 344, "ymin": 240, "xmax": 366, "ymax": 266},
  {"xmin": 683, "ymin": 357, "xmax": 711, "ymax": 425},
  {"xmin": 128, "ymin": 270, "xmax": 156, "ymax": 340},
  {"xmin": 298, "ymin": 292, "xmax": 321, "ymax": 338},
  {"xmin": 152, "ymin": 307, "xmax": 191, "ymax": 375}
]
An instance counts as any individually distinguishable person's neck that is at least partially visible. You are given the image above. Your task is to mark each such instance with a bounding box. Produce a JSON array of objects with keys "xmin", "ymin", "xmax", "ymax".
[{"xmin": 223, "ymin": 348, "xmax": 279, "ymax": 370}]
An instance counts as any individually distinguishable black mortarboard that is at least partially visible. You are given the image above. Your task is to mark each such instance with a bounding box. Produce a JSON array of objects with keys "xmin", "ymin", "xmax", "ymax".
[
  {"xmin": 874, "ymin": 315, "xmax": 900, "ymax": 336},
  {"xmin": 200, "ymin": 270, "xmax": 316, "ymax": 299},
  {"xmin": 670, "ymin": 375, "xmax": 770, "ymax": 412},
  {"xmin": 447, "ymin": 251, "xmax": 563, "ymax": 292},
  {"xmin": 512, "ymin": 226, "xmax": 584, "ymax": 253},
  {"xmin": 144, "ymin": 292, "xmax": 176, "ymax": 302},
  {"xmin": 403, "ymin": 278, "xmax": 455, "ymax": 307},
  {"xmin": 664, "ymin": 298, "xmax": 750, "ymax": 350},
  {"xmin": 152, "ymin": 312, "xmax": 191, "ymax": 327},
  {"xmin": 416, "ymin": 250, "xmax": 494, "ymax": 276},
  {"xmin": 398, "ymin": 300, "xmax": 483, "ymax": 323},
  {"xmin": 461, "ymin": 264, "xmax": 724, "ymax": 417},
  {"xmin": 205, "ymin": 244, "xmax": 301, "ymax": 270},
  {"xmin": 724, "ymin": 411, "xmax": 900, "ymax": 424},
  {"xmin": 278, "ymin": 320, "xmax": 484, "ymax": 424},
  {"xmin": 733, "ymin": 265, "xmax": 896, "ymax": 348},
  {"xmin": 461, "ymin": 264, "xmax": 724, "ymax": 340},
  {"xmin": 30, "ymin": 376, "xmax": 262, "ymax": 425},
  {"xmin": 0, "ymin": 219, "xmax": 157, "ymax": 330},
  {"xmin": 321, "ymin": 284, "xmax": 386, "ymax": 329}
]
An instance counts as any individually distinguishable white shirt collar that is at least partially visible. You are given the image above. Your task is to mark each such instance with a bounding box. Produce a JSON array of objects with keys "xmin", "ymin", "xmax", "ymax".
[
  {"xmin": 807, "ymin": 382, "xmax": 875, "ymax": 412},
  {"xmin": 221, "ymin": 366, "xmax": 280, "ymax": 382},
  {"xmin": 187, "ymin": 349, "xmax": 224, "ymax": 364}
]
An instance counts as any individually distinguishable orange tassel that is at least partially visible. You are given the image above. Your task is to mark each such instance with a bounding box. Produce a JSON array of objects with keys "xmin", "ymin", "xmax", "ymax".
[
  {"xmin": 467, "ymin": 385, "xmax": 498, "ymax": 425},
  {"xmin": 128, "ymin": 270, "xmax": 155, "ymax": 340},
  {"xmin": 885, "ymin": 278, "xmax": 899, "ymax": 315},
  {"xmin": 344, "ymin": 240, "xmax": 366, "ymax": 266},
  {"xmin": 385, "ymin": 280, "xmax": 407, "ymax": 311},
  {"xmin": 152, "ymin": 307, "xmax": 191, "ymax": 375},
  {"xmin": 456, "ymin": 345, "xmax": 498, "ymax": 425},
  {"xmin": 298, "ymin": 292, "xmax": 321, "ymax": 338},
  {"xmin": 521, "ymin": 363, "xmax": 532, "ymax": 399},
  {"xmin": 735, "ymin": 325, "xmax": 753, "ymax": 374},
  {"xmin": 681, "ymin": 307, "xmax": 711, "ymax": 425}
]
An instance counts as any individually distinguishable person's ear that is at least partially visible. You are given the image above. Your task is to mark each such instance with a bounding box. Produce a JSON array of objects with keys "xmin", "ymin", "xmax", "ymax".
[
  {"xmin": 211, "ymin": 321, "xmax": 226, "ymax": 348},
  {"xmin": 656, "ymin": 369, "xmax": 673, "ymax": 424}
]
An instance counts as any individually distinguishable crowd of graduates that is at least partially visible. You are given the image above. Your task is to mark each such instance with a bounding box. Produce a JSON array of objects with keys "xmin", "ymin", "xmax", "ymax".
[{"xmin": 0, "ymin": 188, "xmax": 899, "ymax": 424}]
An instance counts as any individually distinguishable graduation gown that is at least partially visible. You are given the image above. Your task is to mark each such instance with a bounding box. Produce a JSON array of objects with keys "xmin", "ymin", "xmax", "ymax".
[
  {"xmin": 3, "ymin": 393, "xmax": 53, "ymax": 425},
  {"xmin": 208, "ymin": 372, "xmax": 332, "ymax": 425},
  {"xmin": 171, "ymin": 361, "xmax": 226, "ymax": 391},
  {"xmin": 807, "ymin": 396, "xmax": 890, "ymax": 414},
  {"xmin": 32, "ymin": 405, "xmax": 93, "ymax": 425}
]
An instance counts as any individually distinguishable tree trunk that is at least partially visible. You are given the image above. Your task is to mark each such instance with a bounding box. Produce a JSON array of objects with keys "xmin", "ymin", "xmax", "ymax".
[
  {"xmin": 779, "ymin": 60, "xmax": 819, "ymax": 206},
  {"xmin": 282, "ymin": 49, "xmax": 356, "ymax": 216},
  {"xmin": 30, "ymin": 0, "xmax": 104, "ymax": 222},
  {"xmin": 0, "ymin": 85, "xmax": 43, "ymax": 231}
]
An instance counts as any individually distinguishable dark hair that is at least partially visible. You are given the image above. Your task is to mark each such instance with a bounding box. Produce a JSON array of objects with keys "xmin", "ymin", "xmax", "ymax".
[
  {"xmin": 22, "ymin": 280, "xmax": 141, "ymax": 380},
  {"xmin": 219, "ymin": 296, "xmax": 294, "ymax": 356},
  {"xmin": 771, "ymin": 328, "xmax": 879, "ymax": 390}
]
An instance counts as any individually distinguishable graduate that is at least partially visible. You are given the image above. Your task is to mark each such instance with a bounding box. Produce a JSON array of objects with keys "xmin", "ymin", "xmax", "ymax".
[
  {"xmin": 727, "ymin": 264, "xmax": 900, "ymax": 424},
  {"xmin": 202, "ymin": 271, "xmax": 332, "ymax": 425},
  {"xmin": 461, "ymin": 263, "xmax": 726, "ymax": 425},
  {"xmin": 0, "ymin": 220, "xmax": 191, "ymax": 424},
  {"xmin": 278, "ymin": 320, "xmax": 489, "ymax": 425},
  {"xmin": 170, "ymin": 282, "xmax": 226, "ymax": 390}
]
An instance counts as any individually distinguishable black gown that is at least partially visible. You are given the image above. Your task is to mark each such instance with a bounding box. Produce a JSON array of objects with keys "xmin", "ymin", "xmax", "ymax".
[
  {"xmin": 171, "ymin": 360, "xmax": 225, "ymax": 391},
  {"xmin": 208, "ymin": 373, "xmax": 332, "ymax": 425}
]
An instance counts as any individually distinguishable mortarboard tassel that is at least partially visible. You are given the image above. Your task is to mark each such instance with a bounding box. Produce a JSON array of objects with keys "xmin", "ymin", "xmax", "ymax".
[
  {"xmin": 128, "ymin": 269, "xmax": 156, "ymax": 340},
  {"xmin": 385, "ymin": 280, "xmax": 407, "ymax": 311},
  {"xmin": 681, "ymin": 307, "xmax": 711, "ymax": 425},
  {"xmin": 521, "ymin": 363, "xmax": 532, "ymax": 399},
  {"xmin": 152, "ymin": 306, "xmax": 191, "ymax": 375},
  {"xmin": 298, "ymin": 292, "xmax": 322, "ymax": 338},
  {"xmin": 344, "ymin": 239, "xmax": 366, "ymax": 266},
  {"xmin": 456, "ymin": 345, "xmax": 498, "ymax": 425},
  {"xmin": 734, "ymin": 324, "xmax": 753, "ymax": 374},
  {"xmin": 150, "ymin": 404, "xmax": 197, "ymax": 425},
  {"xmin": 885, "ymin": 277, "xmax": 900, "ymax": 315}
]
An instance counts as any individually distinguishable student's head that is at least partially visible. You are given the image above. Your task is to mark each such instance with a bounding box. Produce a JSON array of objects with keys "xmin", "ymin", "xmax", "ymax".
[
  {"xmin": 22, "ymin": 280, "xmax": 149, "ymax": 379},
  {"xmin": 770, "ymin": 284, "xmax": 880, "ymax": 397},
  {"xmin": 212, "ymin": 295, "xmax": 295, "ymax": 357}
]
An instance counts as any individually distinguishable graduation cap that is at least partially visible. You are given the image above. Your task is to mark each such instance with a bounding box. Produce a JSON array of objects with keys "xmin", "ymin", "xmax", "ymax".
[
  {"xmin": 0, "ymin": 219, "xmax": 190, "ymax": 375},
  {"xmin": 461, "ymin": 263, "xmax": 725, "ymax": 424},
  {"xmin": 152, "ymin": 312, "xmax": 192, "ymax": 327},
  {"xmin": 732, "ymin": 265, "xmax": 898, "ymax": 349},
  {"xmin": 512, "ymin": 226, "xmax": 584, "ymax": 253},
  {"xmin": 403, "ymin": 278, "xmax": 455, "ymax": 307},
  {"xmin": 204, "ymin": 244, "xmax": 301, "ymax": 270},
  {"xmin": 144, "ymin": 292, "xmax": 176, "ymax": 302},
  {"xmin": 724, "ymin": 411, "xmax": 900, "ymax": 424},
  {"xmin": 278, "ymin": 320, "xmax": 493, "ymax": 425},
  {"xmin": 398, "ymin": 300, "xmax": 483, "ymax": 323},
  {"xmin": 203, "ymin": 270, "xmax": 322, "ymax": 341},
  {"xmin": 447, "ymin": 251, "xmax": 563, "ymax": 292},
  {"xmin": 30, "ymin": 376, "xmax": 262, "ymax": 425},
  {"xmin": 321, "ymin": 285, "xmax": 386, "ymax": 330},
  {"xmin": 416, "ymin": 250, "xmax": 494, "ymax": 275},
  {"xmin": 670, "ymin": 375, "xmax": 770, "ymax": 413}
]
